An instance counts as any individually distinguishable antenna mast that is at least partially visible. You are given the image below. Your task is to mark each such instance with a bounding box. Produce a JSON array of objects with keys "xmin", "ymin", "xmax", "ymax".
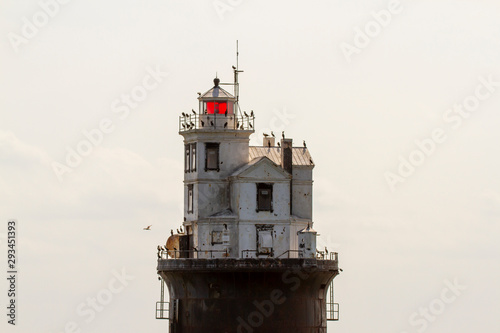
[{"xmin": 233, "ymin": 40, "xmax": 243, "ymax": 116}]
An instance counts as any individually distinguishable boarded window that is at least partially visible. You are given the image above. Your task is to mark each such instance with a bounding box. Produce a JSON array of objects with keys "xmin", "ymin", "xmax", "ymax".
[
  {"xmin": 184, "ymin": 144, "xmax": 190, "ymax": 173},
  {"xmin": 187, "ymin": 184, "xmax": 193, "ymax": 213},
  {"xmin": 256, "ymin": 225, "xmax": 274, "ymax": 255},
  {"xmin": 211, "ymin": 230, "xmax": 223, "ymax": 245},
  {"xmin": 205, "ymin": 143, "xmax": 220, "ymax": 171},
  {"xmin": 190, "ymin": 143, "xmax": 196, "ymax": 172},
  {"xmin": 256, "ymin": 183, "xmax": 273, "ymax": 212}
]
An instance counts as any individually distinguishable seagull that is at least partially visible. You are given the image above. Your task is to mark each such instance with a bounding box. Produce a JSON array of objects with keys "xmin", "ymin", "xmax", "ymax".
[
  {"xmin": 224, "ymin": 122, "xmax": 228, "ymax": 128},
  {"xmin": 303, "ymin": 140, "xmax": 307, "ymax": 148},
  {"xmin": 282, "ymin": 131, "xmax": 285, "ymax": 139},
  {"xmin": 181, "ymin": 112, "xmax": 186, "ymax": 117},
  {"xmin": 263, "ymin": 133, "xmax": 269, "ymax": 137},
  {"xmin": 180, "ymin": 226, "xmax": 183, "ymax": 233},
  {"xmin": 271, "ymin": 131, "xmax": 275, "ymax": 137},
  {"xmin": 143, "ymin": 225, "xmax": 152, "ymax": 230},
  {"xmin": 192, "ymin": 109, "xmax": 196, "ymax": 115},
  {"xmin": 325, "ymin": 247, "xmax": 328, "ymax": 255},
  {"xmin": 249, "ymin": 123, "xmax": 253, "ymax": 129},
  {"xmin": 190, "ymin": 122, "xmax": 195, "ymax": 128},
  {"xmin": 309, "ymin": 158, "xmax": 314, "ymax": 164},
  {"xmin": 182, "ymin": 123, "xmax": 186, "ymax": 129},
  {"xmin": 277, "ymin": 142, "xmax": 281, "ymax": 148},
  {"xmin": 176, "ymin": 229, "xmax": 180, "ymax": 234},
  {"xmin": 244, "ymin": 111, "xmax": 249, "ymax": 117},
  {"xmin": 197, "ymin": 92, "xmax": 201, "ymax": 96},
  {"xmin": 232, "ymin": 65, "xmax": 236, "ymax": 70},
  {"xmin": 170, "ymin": 229, "xmax": 174, "ymax": 236}
]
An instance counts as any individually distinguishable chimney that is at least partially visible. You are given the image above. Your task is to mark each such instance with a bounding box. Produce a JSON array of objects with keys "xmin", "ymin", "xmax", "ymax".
[
  {"xmin": 281, "ymin": 138, "xmax": 293, "ymax": 174},
  {"xmin": 263, "ymin": 135, "xmax": 275, "ymax": 147}
]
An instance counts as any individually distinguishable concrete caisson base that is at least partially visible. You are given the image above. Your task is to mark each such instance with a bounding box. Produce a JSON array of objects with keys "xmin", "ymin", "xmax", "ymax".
[{"xmin": 157, "ymin": 258, "xmax": 339, "ymax": 333}]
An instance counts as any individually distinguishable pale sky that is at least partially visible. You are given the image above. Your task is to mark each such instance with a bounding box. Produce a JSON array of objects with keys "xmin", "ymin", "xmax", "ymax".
[{"xmin": 1, "ymin": 0, "xmax": 500, "ymax": 332}]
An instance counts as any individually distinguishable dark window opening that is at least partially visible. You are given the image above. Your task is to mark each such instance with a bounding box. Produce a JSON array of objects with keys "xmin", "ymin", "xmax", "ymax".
[
  {"xmin": 205, "ymin": 143, "xmax": 220, "ymax": 171},
  {"xmin": 256, "ymin": 183, "xmax": 273, "ymax": 212},
  {"xmin": 187, "ymin": 184, "xmax": 193, "ymax": 214}
]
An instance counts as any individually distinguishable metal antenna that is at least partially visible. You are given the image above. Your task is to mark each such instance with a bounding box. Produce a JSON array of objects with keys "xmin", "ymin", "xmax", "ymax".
[{"xmin": 233, "ymin": 40, "xmax": 243, "ymax": 116}]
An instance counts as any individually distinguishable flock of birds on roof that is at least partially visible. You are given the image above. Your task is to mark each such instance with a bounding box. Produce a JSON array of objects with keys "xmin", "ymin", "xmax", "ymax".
[
  {"xmin": 180, "ymin": 109, "xmax": 254, "ymax": 130},
  {"xmin": 262, "ymin": 131, "xmax": 313, "ymax": 165}
]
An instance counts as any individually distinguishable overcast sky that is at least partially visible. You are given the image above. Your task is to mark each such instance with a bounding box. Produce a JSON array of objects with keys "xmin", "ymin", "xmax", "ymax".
[{"xmin": 1, "ymin": 0, "xmax": 500, "ymax": 332}]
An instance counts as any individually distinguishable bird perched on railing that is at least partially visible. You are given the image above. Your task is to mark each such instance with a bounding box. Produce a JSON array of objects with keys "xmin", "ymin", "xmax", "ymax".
[
  {"xmin": 263, "ymin": 133, "xmax": 269, "ymax": 137},
  {"xmin": 250, "ymin": 110, "xmax": 254, "ymax": 117},
  {"xmin": 249, "ymin": 123, "xmax": 253, "ymax": 129},
  {"xmin": 244, "ymin": 111, "xmax": 249, "ymax": 117},
  {"xmin": 282, "ymin": 131, "xmax": 285, "ymax": 139},
  {"xmin": 180, "ymin": 226, "xmax": 183, "ymax": 233},
  {"xmin": 271, "ymin": 131, "xmax": 275, "ymax": 137},
  {"xmin": 303, "ymin": 140, "xmax": 307, "ymax": 148},
  {"xmin": 181, "ymin": 112, "xmax": 186, "ymax": 117},
  {"xmin": 277, "ymin": 142, "xmax": 281, "ymax": 147},
  {"xmin": 192, "ymin": 109, "xmax": 196, "ymax": 115}
]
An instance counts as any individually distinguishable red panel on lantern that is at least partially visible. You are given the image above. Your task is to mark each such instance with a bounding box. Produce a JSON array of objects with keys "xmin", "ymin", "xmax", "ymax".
[{"xmin": 206, "ymin": 102, "xmax": 227, "ymax": 114}]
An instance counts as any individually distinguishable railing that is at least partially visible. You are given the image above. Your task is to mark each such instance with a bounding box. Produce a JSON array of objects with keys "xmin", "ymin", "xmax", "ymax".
[
  {"xmin": 156, "ymin": 301, "xmax": 169, "ymax": 320},
  {"xmin": 179, "ymin": 113, "xmax": 255, "ymax": 132},
  {"xmin": 275, "ymin": 249, "xmax": 303, "ymax": 259},
  {"xmin": 158, "ymin": 249, "xmax": 229, "ymax": 259},
  {"xmin": 316, "ymin": 251, "xmax": 339, "ymax": 261},
  {"xmin": 326, "ymin": 278, "xmax": 339, "ymax": 321}
]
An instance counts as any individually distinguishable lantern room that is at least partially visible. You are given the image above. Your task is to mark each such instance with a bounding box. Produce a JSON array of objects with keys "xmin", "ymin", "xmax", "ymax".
[{"xmin": 198, "ymin": 78, "xmax": 236, "ymax": 115}]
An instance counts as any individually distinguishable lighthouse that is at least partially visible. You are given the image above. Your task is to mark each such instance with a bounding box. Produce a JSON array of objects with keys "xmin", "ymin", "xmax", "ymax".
[{"xmin": 156, "ymin": 61, "xmax": 340, "ymax": 333}]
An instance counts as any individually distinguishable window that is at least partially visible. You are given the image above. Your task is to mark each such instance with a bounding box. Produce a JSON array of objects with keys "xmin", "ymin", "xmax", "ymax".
[
  {"xmin": 211, "ymin": 230, "xmax": 223, "ymax": 245},
  {"xmin": 256, "ymin": 225, "xmax": 274, "ymax": 255},
  {"xmin": 184, "ymin": 144, "xmax": 190, "ymax": 173},
  {"xmin": 256, "ymin": 183, "xmax": 273, "ymax": 212},
  {"xmin": 205, "ymin": 143, "xmax": 220, "ymax": 171},
  {"xmin": 187, "ymin": 184, "xmax": 193, "ymax": 213},
  {"xmin": 190, "ymin": 143, "xmax": 196, "ymax": 172}
]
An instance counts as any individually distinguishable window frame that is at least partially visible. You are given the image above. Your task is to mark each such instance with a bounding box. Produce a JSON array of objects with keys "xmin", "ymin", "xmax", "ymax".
[
  {"xmin": 187, "ymin": 184, "xmax": 194, "ymax": 214},
  {"xmin": 205, "ymin": 142, "xmax": 220, "ymax": 172},
  {"xmin": 190, "ymin": 143, "xmax": 196, "ymax": 172},
  {"xmin": 184, "ymin": 144, "xmax": 190, "ymax": 173},
  {"xmin": 256, "ymin": 183, "xmax": 273, "ymax": 212}
]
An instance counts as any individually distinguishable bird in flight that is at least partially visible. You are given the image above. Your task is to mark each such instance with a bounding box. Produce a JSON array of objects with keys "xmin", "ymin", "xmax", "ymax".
[{"xmin": 143, "ymin": 225, "xmax": 152, "ymax": 230}]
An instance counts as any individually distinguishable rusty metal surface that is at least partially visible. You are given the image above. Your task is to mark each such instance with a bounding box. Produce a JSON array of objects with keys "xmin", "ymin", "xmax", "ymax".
[{"xmin": 158, "ymin": 258, "xmax": 339, "ymax": 333}]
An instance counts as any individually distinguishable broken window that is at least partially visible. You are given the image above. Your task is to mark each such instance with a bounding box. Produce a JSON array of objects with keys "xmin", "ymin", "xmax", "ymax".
[
  {"xmin": 205, "ymin": 143, "xmax": 220, "ymax": 171},
  {"xmin": 256, "ymin": 225, "xmax": 274, "ymax": 255},
  {"xmin": 256, "ymin": 183, "xmax": 273, "ymax": 212}
]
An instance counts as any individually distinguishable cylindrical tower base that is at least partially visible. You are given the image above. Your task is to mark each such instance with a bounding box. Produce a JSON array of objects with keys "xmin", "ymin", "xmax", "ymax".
[{"xmin": 157, "ymin": 258, "xmax": 339, "ymax": 333}]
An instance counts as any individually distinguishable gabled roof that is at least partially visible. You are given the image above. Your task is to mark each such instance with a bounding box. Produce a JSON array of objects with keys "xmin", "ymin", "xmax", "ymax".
[
  {"xmin": 249, "ymin": 146, "xmax": 315, "ymax": 167},
  {"xmin": 230, "ymin": 156, "xmax": 291, "ymax": 179},
  {"xmin": 199, "ymin": 86, "xmax": 235, "ymax": 100}
]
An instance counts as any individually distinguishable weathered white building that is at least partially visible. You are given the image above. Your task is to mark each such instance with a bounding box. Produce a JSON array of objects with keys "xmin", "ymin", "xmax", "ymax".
[{"xmin": 179, "ymin": 77, "xmax": 316, "ymax": 259}]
